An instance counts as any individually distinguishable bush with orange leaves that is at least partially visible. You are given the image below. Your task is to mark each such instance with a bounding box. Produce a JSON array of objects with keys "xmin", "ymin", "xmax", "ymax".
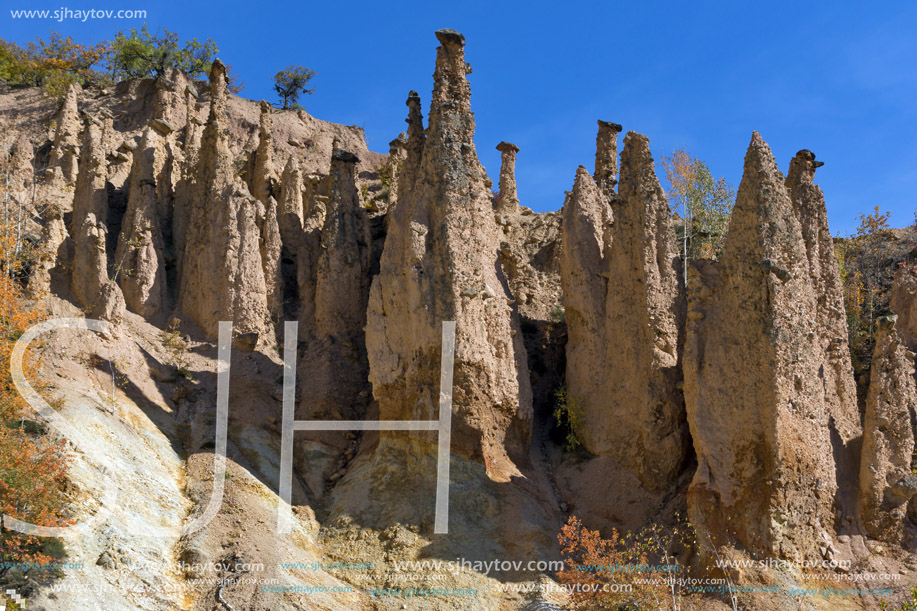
[
  {"xmin": 557, "ymin": 515, "xmax": 710, "ymax": 611},
  {"xmin": 0, "ymin": 142, "xmax": 72, "ymax": 569}
]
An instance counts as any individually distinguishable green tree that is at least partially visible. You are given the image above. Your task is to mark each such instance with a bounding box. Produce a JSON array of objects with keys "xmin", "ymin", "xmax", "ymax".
[
  {"xmin": 661, "ymin": 148, "xmax": 735, "ymax": 281},
  {"xmin": 108, "ymin": 25, "xmax": 217, "ymax": 80},
  {"xmin": 273, "ymin": 65, "xmax": 316, "ymax": 110},
  {"xmin": 0, "ymin": 33, "xmax": 109, "ymax": 99},
  {"xmin": 836, "ymin": 206, "xmax": 895, "ymax": 379}
]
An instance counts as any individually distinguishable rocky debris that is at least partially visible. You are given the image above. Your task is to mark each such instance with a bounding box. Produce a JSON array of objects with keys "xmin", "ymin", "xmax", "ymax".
[
  {"xmin": 365, "ymin": 29, "xmax": 533, "ymax": 475},
  {"xmin": 114, "ymin": 128, "xmax": 168, "ymax": 319},
  {"xmin": 494, "ymin": 141, "xmax": 520, "ymax": 212},
  {"xmin": 179, "ymin": 60, "xmax": 271, "ymax": 341},
  {"xmin": 46, "ymin": 83, "xmax": 82, "ymax": 185},
  {"xmin": 149, "ymin": 118, "xmax": 175, "ymax": 135},
  {"xmin": 297, "ymin": 148, "xmax": 373, "ymax": 495},
  {"xmin": 859, "ymin": 315, "xmax": 917, "ymax": 543},
  {"xmin": 786, "ymin": 149, "xmax": 860, "ymax": 440},
  {"xmin": 91, "ymin": 278, "xmax": 127, "ymax": 328},
  {"xmin": 684, "ymin": 132, "xmax": 846, "ymax": 560},
  {"xmin": 594, "ymin": 120, "xmax": 623, "ymax": 194},
  {"xmin": 891, "ymin": 266, "xmax": 917, "ymax": 350},
  {"xmin": 234, "ymin": 331, "xmax": 259, "ymax": 352}
]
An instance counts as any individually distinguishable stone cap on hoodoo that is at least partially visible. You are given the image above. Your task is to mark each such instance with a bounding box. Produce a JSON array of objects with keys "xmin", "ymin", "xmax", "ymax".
[
  {"xmin": 332, "ymin": 149, "xmax": 360, "ymax": 164},
  {"xmin": 435, "ymin": 28, "xmax": 465, "ymax": 47},
  {"xmin": 597, "ymin": 119, "xmax": 623, "ymax": 133}
]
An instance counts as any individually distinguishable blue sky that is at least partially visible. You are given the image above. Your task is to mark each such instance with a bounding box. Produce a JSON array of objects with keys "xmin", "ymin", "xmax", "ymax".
[{"xmin": 4, "ymin": 0, "xmax": 916, "ymax": 234}]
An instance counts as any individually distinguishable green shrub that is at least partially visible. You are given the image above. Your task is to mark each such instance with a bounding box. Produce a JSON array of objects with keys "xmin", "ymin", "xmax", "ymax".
[{"xmin": 554, "ymin": 385, "xmax": 584, "ymax": 451}]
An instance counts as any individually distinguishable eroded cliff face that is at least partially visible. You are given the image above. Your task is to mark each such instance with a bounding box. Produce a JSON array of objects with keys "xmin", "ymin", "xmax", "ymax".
[
  {"xmin": 859, "ymin": 315, "xmax": 917, "ymax": 543},
  {"xmin": 178, "ymin": 60, "xmax": 271, "ymax": 342},
  {"xmin": 7, "ymin": 26, "xmax": 917, "ymax": 611},
  {"xmin": 785, "ymin": 150, "xmax": 860, "ymax": 440},
  {"xmin": 559, "ymin": 130, "xmax": 686, "ymax": 500},
  {"xmin": 296, "ymin": 148, "xmax": 373, "ymax": 496},
  {"xmin": 114, "ymin": 128, "xmax": 169, "ymax": 319},
  {"xmin": 684, "ymin": 133, "xmax": 850, "ymax": 559},
  {"xmin": 891, "ymin": 266, "xmax": 917, "ymax": 350},
  {"xmin": 364, "ymin": 29, "xmax": 533, "ymax": 475},
  {"xmin": 559, "ymin": 165, "xmax": 612, "ymax": 445},
  {"xmin": 47, "ymin": 83, "xmax": 82, "ymax": 186}
]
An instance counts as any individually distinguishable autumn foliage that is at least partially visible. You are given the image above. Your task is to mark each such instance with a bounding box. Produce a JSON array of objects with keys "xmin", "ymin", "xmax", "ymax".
[
  {"xmin": 1, "ymin": 27, "xmax": 245, "ymax": 101},
  {"xmin": 0, "ymin": 141, "xmax": 72, "ymax": 567},
  {"xmin": 835, "ymin": 206, "xmax": 903, "ymax": 380},
  {"xmin": 557, "ymin": 515, "xmax": 703, "ymax": 610}
]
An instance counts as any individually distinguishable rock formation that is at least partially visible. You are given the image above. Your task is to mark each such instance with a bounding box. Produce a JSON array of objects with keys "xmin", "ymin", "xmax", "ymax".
[
  {"xmin": 594, "ymin": 120, "xmax": 622, "ymax": 194},
  {"xmin": 178, "ymin": 60, "xmax": 270, "ymax": 342},
  {"xmin": 494, "ymin": 141, "xmax": 520, "ymax": 212},
  {"xmin": 28, "ymin": 205, "xmax": 68, "ymax": 299},
  {"xmin": 684, "ymin": 132, "xmax": 847, "ymax": 559},
  {"xmin": 600, "ymin": 132, "xmax": 685, "ymax": 485},
  {"xmin": 296, "ymin": 148, "xmax": 373, "ymax": 495},
  {"xmin": 785, "ymin": 150, "xmax": 860, "ymax": 439},
  {"xmin": 560, "ymin": 131, "xmax": 686, "ymax": 492},
  {"xmin": 891, "ymin": 266, "xmax": 917, "ymax": 350},
  {"xmin": 385, "ymin": 133, "xmax": 408, "ymax": 209},
  {"xmin": 365, "ymin": 29, "xmax": 533, "ymax": 475},
  {"xmin": 252, "ymin": 101, "xmax": 277, "ymax": 205},
  {"xmin": 47, "ymin": 84, "xmax": 82, "ymax": 186},
  {"xmin": 295, "ymin": 173, "xmax": 327, "ymax": 343},
  {"xmin": 559, "ymin": 166, "xmax": 612, "ymax": 434},
  {"xmin": 70, "ymin": 118, "xmax": 110, "ymax": 309},
  {"xmin": 277, "ymin": 157, "xmax": 305, "ymax": 320},
  {"xmin": 859, "ymin": 315, "xmax": 917, "ymax": 542},
  {"xmin": 114, "ymin": 128, "xmax": 168, "ymax": 319},
  {"xmin": 251, "ymin": 101, "xmax": 283, "ymax": 323}
]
